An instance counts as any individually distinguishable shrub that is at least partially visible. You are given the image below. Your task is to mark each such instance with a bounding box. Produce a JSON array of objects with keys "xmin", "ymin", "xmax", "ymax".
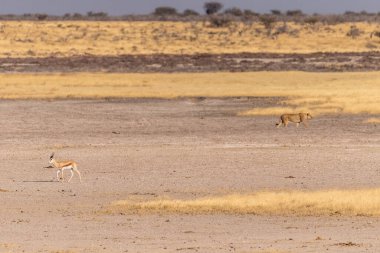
[
  {"xmin": 243, "ymin": 9, "xmax": 259, "ymax": 17},
  {"xmin": 304, "ymin": 16, "xmax": 319, "ymax": 25},
  {"xmin": 224, "ymin": 7, "xmax": 243, "ymax": 16},
  {"xmin": 72, "ymin": 13, "xmax": 83, "ymax": 19},
  {"xmin": 271, "ymin": 9, "xmax": 282, "ymax": 15},
  {"xmin": 371, "ymin": 31, "xmax": 380, "ymax": 38},
  {"xmin": 259, "ymin": 15, "xmax": 276, "ymax": 31},
  {"xmin": 36, "ymin": 14, "xmax": 48, "ymax": 20},
  {"xmin": 209, "ymin": 15, "xmax": 232, "ymax": 28},
  {"xmin": 274, "ymin": 22, "xmax": 288, "ymax": 34},
  {"xmin": 346, "ymin": 25, "xmax": 362, "ymax": 38},
  {"xmin": 204, "ymin": 2, "xmax": 223, "ymax": 15},
  {"xmin": 324, "ymin": 14, "xmax": 345, "ymax": 25},
  {"xmin": 344, "ymin": 11, "xmax": 358, "ymax": 16},
  {"xmin": 87, "ymin": 11, "xmax": 108, "ymax": 17},
  {"xmin": 153, "ymin": 6, "xmax": 178, "ymax": 16},
  {"xmin": 286, "ymin": 10, "xmax": 304, "ymax": 16},
  {"xmin": 183, "ymin": 9, "xmax": 199, "ymax": 16},
  {"xmin": 360, "ymin": 11, "xmax": 369, "ymax": 15}
]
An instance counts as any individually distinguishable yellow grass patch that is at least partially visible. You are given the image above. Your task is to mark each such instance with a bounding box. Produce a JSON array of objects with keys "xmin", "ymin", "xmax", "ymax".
[
  {"xmin": 0, "ymin": 71, "xmax": 379, "ymax": 115},
  {"xmin": 238, "ymin": 106, "xmax": 341, "ymax": 117},
  {"xmin": 110, "ymin": 188, "xmax": 380, "ymax": 216},
  {"xmin": 363, "ymin": 118, "xmax": 380, "ymax": 124},
  {"xmin": 0, "ymin": 21, "xmax": 380, "ymax": 57},
  {"xmin": 0, "ymin": 243, "xmax": 16, "ymax": 249}
]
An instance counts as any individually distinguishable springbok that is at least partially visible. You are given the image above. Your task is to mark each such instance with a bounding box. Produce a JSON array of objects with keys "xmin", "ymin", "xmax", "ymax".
[{"xmin": 49, "ymin": 153, "xmax": 82, "ymax": 183}]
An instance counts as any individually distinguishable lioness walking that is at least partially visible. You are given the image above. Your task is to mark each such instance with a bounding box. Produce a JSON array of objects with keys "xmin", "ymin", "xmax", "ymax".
[{"xmin": 276, "ymin": 113, "xmax": 312, "ymax": 128}]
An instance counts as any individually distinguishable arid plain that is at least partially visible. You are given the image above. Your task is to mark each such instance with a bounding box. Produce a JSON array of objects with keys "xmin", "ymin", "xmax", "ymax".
[{"xmin": 0, "ymin": 20, "xmax": 380, "ymax": 253}]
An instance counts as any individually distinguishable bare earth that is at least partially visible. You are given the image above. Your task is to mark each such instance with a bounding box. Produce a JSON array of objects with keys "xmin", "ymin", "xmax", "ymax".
[
  {"xmin": 0, "ymin": 98, "xmax": 379, "ymax": 253},
  {"xmin": 2, "ymin": 52, "xmax": 380, "ymax": 73}
]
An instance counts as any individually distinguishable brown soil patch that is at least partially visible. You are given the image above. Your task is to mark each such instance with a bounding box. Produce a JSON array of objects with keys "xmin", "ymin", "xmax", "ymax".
[{"xmin": 1, "ymin": 52, "xmax": 380, "ymax": 73}]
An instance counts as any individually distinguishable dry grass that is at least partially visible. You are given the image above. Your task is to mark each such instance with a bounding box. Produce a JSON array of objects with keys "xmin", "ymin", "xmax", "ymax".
[
  {"xmin": 363, "ymin": 118, "xmax": 380, "ymax": 124},
  {"xmin": 0, "ymin": 71, "xmax": 379, "ymax": 115},
  {"xmin": 109, "ymin": 188, "xmax": 380, "ymax": 216},
  {"xmin": 1, "ymin": 21, "xmax": 380, "ymax": 57},
  {"xmin": 0, "ymin": 243, "xmax": 16, "ymax": 249}
]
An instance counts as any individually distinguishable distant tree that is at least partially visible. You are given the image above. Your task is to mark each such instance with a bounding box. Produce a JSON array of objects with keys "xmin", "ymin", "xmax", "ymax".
[
  {"xmin": 183, "ymin": 9, "xmax": 199, "ymax": 16},
  {"xmin": 36, "ymin": 13, "xmax": 48, "ymax": 20},
  {"xmin": 243, "ymin": 9, "xmax": 259, "ymax": 17},
  {"xmin": 153, "ymin": 6, "xmax": 178, "ymax": 16},
  {"xmin": 204, "ymin": 2, "xmax": 223, "ymax": 15},
  {"xmin": 271, "ymin": 9, "xmax": 282, "ymax": 15},
  {"xmin": 0, "ymin": 14, "xmax": 15, "ymax": 20},
  {"xmin": 344, "ymin": 11, "xmax": 358, "ymax": 15},
  {"xmin": 72, "ymin": 13, "xmax": 83, "ymax": 19},
  {"xmin": 224, "ymin": 7, "xmax": 243, "ymax": 16},
  {"xmin": 286, "ymin": 10, "xmax": 304, "ymax": 16},
  {"xmin": 87, "ymin": 11, "xmax": 108, "ymax": 17}
]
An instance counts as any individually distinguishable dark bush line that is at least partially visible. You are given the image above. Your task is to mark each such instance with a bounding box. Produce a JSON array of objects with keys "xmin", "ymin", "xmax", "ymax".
[{"xmin": 2, "ymin": 11, "xmax": 380, "ymax": 23}]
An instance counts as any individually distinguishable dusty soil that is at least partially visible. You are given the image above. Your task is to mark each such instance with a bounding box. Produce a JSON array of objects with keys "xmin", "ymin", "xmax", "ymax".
[
  {"xmin": 2, "ymin": 52, "xmax": 380, "ymax": 73},
  {"xmin": 0, "ymin": 98, "xmax": 379, "ymax": 253}
]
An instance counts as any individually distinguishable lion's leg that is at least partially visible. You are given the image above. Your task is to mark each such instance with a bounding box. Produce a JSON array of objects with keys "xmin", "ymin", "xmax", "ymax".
[{"xmin": 296, "ymin": 122, "xmax": 300, "ymax": 127}]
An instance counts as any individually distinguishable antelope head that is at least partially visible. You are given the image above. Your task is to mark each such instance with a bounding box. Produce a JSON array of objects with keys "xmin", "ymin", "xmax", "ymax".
[{"xmin": 49, "ymin": 152, "xmax": 55, "ymax": 164}]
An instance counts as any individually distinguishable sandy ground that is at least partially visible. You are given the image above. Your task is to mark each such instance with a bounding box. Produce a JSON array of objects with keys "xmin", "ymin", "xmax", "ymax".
[{"xmin": 0, "ymin": 98, "xmax": 379, "ymax": 253}]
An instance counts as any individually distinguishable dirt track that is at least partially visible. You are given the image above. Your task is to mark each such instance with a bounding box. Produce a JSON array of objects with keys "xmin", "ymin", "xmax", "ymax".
[
  {"xmin": 2, "ymin": 52, "xmax": 380, "ymax": 73},
  {"xmin": 0, "ymin": 98, "xmax": 379, "ymax": 252}
]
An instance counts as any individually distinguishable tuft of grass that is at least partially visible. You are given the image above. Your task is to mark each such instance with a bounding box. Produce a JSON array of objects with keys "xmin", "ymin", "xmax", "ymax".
[
  {"xmin": 238, "ymin": 107, "xmax": 315, "ymax": 116},
  {"xmin": 109, "ymin": 188, "xmax": 380, "ymax": 216}
]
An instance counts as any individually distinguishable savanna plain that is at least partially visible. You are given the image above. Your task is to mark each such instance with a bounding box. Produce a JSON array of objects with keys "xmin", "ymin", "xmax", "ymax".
[{"xmin": 0, "ymin": 20, "xmax": 380, "ymax": 253}]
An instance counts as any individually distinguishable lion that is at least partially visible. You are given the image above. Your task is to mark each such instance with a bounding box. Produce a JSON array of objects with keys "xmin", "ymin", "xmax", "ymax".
[{"xmin": 276, "ymin": 113, "xmax": 313, "ymax": 128}]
